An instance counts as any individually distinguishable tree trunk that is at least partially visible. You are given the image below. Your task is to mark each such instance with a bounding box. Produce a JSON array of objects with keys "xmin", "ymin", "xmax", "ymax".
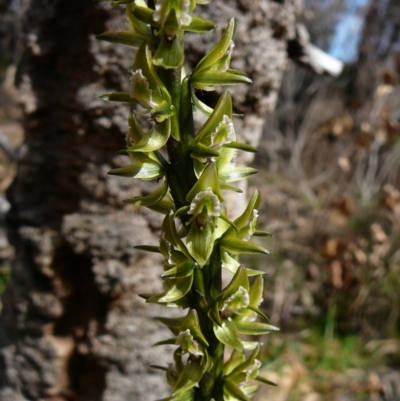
[
  {"xmin": 0, "ymin": 1, "xmax": 302, "ymax": 400},
  {"xmin": 353, "ymin": 0, "xmax": 400, "ymax": 100}
]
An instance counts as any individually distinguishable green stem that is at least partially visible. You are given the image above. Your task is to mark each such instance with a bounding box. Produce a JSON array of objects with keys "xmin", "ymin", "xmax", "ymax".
[
  {"xmin": 207, "ymin": 252, "xmax": 224, "ymax": 401},
  {"xmin": 193, "ymin": 253, "xmax": 224, "ymax": 400},
  {"xmin": 160, "ymin": 69, "xmax": 197, "ymax": 214},
  {"xmin": 159, "ymin": 68, "xmax": 181, "ymax": 140}
]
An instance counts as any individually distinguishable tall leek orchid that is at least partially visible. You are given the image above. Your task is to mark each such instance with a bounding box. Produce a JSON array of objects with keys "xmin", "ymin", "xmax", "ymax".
[{"xmin": 99, "ymin": 1, "xmax": 278, "ymax": 400}]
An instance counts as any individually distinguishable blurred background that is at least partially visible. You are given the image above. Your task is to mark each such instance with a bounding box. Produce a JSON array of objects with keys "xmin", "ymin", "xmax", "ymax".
[
  {"xmin": 0, "ymin": 0, "xmax": 399, "ymax": 400},
  {"xmin": 250, "ymin": 0, "xmax": 400, "ymax": 399}
]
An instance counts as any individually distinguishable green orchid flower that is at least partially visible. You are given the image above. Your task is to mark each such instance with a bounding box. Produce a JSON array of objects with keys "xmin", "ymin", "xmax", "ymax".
[
  {"xmin": 208, "ymin": 266, "xmax": 279, "ymax": 354},
  {"xmin": 97, "ymin": 2, "xmax": 157, "ymax": 49},
  {"xmin": 187, "ymin": 187, "xmax": 221, "ymax": 230},
  {"xmin": 100, "ymin": 37, "xmax": 173, "ymax": 114},
  {"xmin": 153, "ymin": 310, "xmax": 213, "ymax": 397},
  {"xmin": 182, "ymin": 163, "xmax": 224, "ymax": 267},
  {"xmin": 99, "ymin": 0, "xmax": 214, "ymax": 68},
  {"xmin": 190, "ymin": 19, "xmax": 252, "ymax": 114},
  {"xmin": 126, "ymin": 0, "xmax": 214, "ymax": 69},
  {"xmin": 155, "ymin": 309, "xmax": 209, "ymax": 350},
  {"xmin": 185, "ymin": 186, "xmax": 220, "ymax": 267},
  {"xmin": 191, "ymin": 93, "xmax": 258, "ymax": 190},
  {"xmin": 191, "ymin": 93, "xmax": 234, "ymax": 172},
  {"xmin": 139, "ymin": 212, "xmax": 194, "ymax": 307},
  {"xmin": 131, "ymin": 0, "xmax": 214, "ymax": 34},
  {"xmin": 130, "ymin": 43, "xmax": 174, "ymax": 121},
  {"xmin": 222, "ymin": 344, "xmax": 276, "ymax": 401},
  {"xmin": 175, "ymin": 329, "xmax": 204, "ymax": 356},
  {"xmin": 152, "ymin": 0, "xmax": 214, "ymax": 68},
  {"xmin": 154, "ymin": 0, "xmax": 192, "ymax": 28},
  {"xmin": 218, "ymin": 192, "xmax": 269, "ymax": 276},
  {"xmin": 108, "ymin": 151, "xmax": 166, "ymax": 180}
]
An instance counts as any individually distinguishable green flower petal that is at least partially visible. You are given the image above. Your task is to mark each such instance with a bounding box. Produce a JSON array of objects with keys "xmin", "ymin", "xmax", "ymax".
[
  {"xmin": 131, "ymin": 5, "xmax": 158, "ymax": 27},
  {"xmin": 134, "ymin": 245, "xmax": 160, "ymax": 253},
  {"xmin": 234, "ymin": 321, "xmax": 279, "ymax": 336},
  {"xmin": 181, "ymin": 309, "xmax": 209, "ymax": 347},
  {"xmin": 191, "ymin": 88, "xmax": 214, "ymax": 115},
  {"xmin": 255, "ymin": 375, "xmax": 278, "ymax": 387},
  {"xmin": 216, "ymin": 265, "xmax": 249, "ymax": 303},
  {"xmin": 220, "ymin": 238, "xmax": 268, "ymax": 255},
  {"xmin": 218, "ymin": 180, "xmax": 243, "ymax": 193},
  {"xmin": 186, "ymin": 162, "xmax": 223, "ymax": 202},
  {"xmin": 240, "ymin": 384, "xmax": 260, "ymax": 398},
  {"xmin": 153, "ymin": 31, "xmax": 185, "ymax": 68},
  {"xmin": 123, "ymin": 179, "xmax": 168, "ymax": 206},
  {"xmin": 234, "ymin": 191, "xmax": 262, "ymax": 231},
  {"xmin": 185, "ymin": 16, "xmax": 215, "ymax": 33},
  {"xmin": 229, "ymin": 344, "xmax": 260, "ymax": 377},
  {"xmin": 186, "ymin": 219, "xmax": 215, "ymax": 268},
  {"xmin": 96, "ymin": 31, "xmax": 145, "ymax": 47},
  {"xmin": 245, "ymin": 305, "xmax": 269, "ymax": 323},
  {"xmin": 154, "ymin": 0, "xmax": 191, "ymax": 28},
  {"xmin": 221, "ymin": 253, "xmax": 265, "ymax": 276},
  {"xmin": 223, "ymin": 141, "xmax": 258, "ymax": 153},
  {"xmin": 213, "ymin": 320, "xmax": 244, "ymax": 353},
  {"xmin": 223, "ymin": 349, "xmax": 246, "ymax": 376},
  {"xmin": 219, "ymin": 166, "xmax": 257, "ymax": 183},
  {"xmin": 133, "ymin": 43, "xmax": 171, "ymax": 105},
  {"xmin": 193, "ymin": 19, "xmax": 235, "ymax": 75},
  {"xmin": 100, "ymin": 92, "xmax": 138, "ymax": 103},
  {"xmin": 194, "ymin": 92, "xmax": 233, "ymax": 143},
  {"xmin": 148, "ymin": 198, "xmax": 176, "ymax": 214},
  {"xmin": 155, "ymin": 314, "xmax": 188, "ymax": 333},
  {"xmin": 249, "ymin": 275, "xmax": 264, "ymax": 308},
  {"xmin": 207, "ymin": 302, "xmax": 222, "ymax": 326},
  {"xmin": 191, "ymin": 70, "xmax": 252, "ymax": 90},
  {"xmin": 108, "ymin": 159, "xmax": 164, "ymax": 180},
  {"xmin": 126, "ymin": 4, "xmax": 155, "ymax": 46},
  {"xmin": 173, "ymin": 358, "xmax": 205, "ymax": 395},
  {"xmin": 223, "ymin": 379, "xmax": 249, "ymax": 401},
  {"xmin": 146, "ymin": 275, "xmax": 193, "ymax": 303},
  {"xmin": 191, "ymin": 142, "xmax": 220, "ymax": 160},
  {"xmin": 161, "ymin": 260, "xmax": 195, "ymax": 279},
  {"xmin": 130, "ymin": 118, "xmax": 171, "ymax": 152}
]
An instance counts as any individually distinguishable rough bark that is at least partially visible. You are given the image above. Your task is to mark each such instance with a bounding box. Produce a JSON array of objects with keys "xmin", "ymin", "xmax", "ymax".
[
  {"xmin": 353, "ymin": 0, "xmax": 400, "ymax": 100},
  {"xmin": 0, "ymin": 1, "xmax": 302, "ymax": 400}
]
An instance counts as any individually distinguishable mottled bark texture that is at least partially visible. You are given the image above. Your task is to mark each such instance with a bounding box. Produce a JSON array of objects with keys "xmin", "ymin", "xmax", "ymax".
[{"xmin": 0, "ymin": 1, "xmax": 302, "ymax": 400}]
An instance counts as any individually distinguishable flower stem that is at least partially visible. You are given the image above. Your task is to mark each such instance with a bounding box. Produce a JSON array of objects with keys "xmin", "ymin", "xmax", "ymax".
[
  {"xmin": 193, "ymin": 263, "xmax": 224, "ymax": 401},
  {"xmin": 100, "ymin": 2, "xmax": 275, "ymax": 399},
  {"xmin": 162, "ymin": 69, "xmax": 197, "ymax": 214}
]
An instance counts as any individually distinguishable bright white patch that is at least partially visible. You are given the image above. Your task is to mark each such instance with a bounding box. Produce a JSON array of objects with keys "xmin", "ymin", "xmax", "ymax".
[
  {"xmin": 243, "ymin": 209, "xmax": 259, "ymax": 241},
  {"xmin": 130, "ymin": 70, "xmax": 157, "ymax": 109},
  {"xmin": 188, "ymin": 187, "xmax": 221, "ymax": 217},
  {"xmin": 176, "ymin": 329, "xmax": 193, "ymax": 345},
  {"xmin": 180, "ymin": 0, "xmax": 192, "ymax": 26},
  {"xmin": 160, "ymin": 232, "xmax": 173, "ymax": 265},
  {"xmin": 221, "ymin": 40, "xmax": 235, "ymax": 72},
  {"xmin": 246, "ymin": 359, "xmax": 262, "ymax": 381},
  {"xmin": 176, "ymin": 329, "xmax": 202, "ymax": 356},
  {"xmin": 211, "ymin": 115, "xmax": 235, "ymax": 150},
  {"xmin": 222, "ymin": 286, "xmax": 250, "ymax": 312}
]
